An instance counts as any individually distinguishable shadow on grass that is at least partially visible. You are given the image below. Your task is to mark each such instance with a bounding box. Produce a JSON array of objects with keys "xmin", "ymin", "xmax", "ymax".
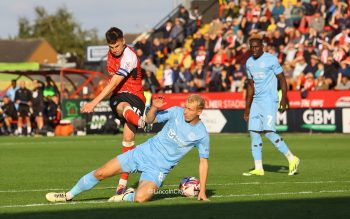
[
  {"xmin": 263, "ymin": 164, "xmax": 288, "ymax": 174},
  {"xmin": 1, "ymin": 197, "xmax": 349, "ymax": 219},
  {"xmin": 247, "ymin": 164, "xmax": 288, "ymax": 174}
]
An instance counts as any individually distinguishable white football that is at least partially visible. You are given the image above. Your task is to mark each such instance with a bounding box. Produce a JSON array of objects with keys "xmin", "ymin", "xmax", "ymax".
[{"xmin": 179, "ymin": 176, "xmax": 200, "ymax": 197}]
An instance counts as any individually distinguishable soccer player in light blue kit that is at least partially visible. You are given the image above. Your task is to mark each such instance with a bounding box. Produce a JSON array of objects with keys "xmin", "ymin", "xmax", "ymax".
[
  {"xmin": 243, "ymin": 34, "xmax": 300, "ymax": 176},
  {"xmin": 46, "ymin": 94, "xmax": 210, "ymax": 202}
]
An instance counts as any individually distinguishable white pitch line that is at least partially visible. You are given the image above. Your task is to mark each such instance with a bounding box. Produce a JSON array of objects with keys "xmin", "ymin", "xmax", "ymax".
[
  {"xmin": 1, "ymin": 181, "xmax": 350, "ymax": 193},
  {"xmin": 211, "ymin": 189, "xmax": 350, "ymax": 198},
  {"xmin": 0, "ymin": 140, "xmax": 117, "ymax": 146},
  {"xmin": 165, "ymin": 180, "xmax": 350, "ymax": 187},
  {"xmin": 1, "ymin": 189, "xmax": 350, "ymax": 209}
]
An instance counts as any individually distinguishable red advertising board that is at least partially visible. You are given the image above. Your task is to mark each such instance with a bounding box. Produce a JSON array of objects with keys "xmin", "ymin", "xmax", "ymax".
[{"xmin": 153, "ymin": 91, "xmax": 350, "ymax": 109}]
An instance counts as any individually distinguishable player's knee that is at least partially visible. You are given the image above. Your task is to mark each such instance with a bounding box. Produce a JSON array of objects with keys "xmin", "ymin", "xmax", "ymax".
[{"xmin": 93, "ymin": 169, "xmax": 107, "ymax": 180}]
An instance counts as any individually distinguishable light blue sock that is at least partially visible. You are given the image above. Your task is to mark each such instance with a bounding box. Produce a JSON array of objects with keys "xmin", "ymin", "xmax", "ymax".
[
  {"xmin": 123, "ymin": 192, "xmax": 135, "ymax": 202},
  {"xmin": 250, "ymin": 131, "xmax": 263, "ymax": 160},
  {"xmin": 69, "ymin": 171, "xmax": 100, "ymax": 197},
  {"xmin": 265, "ymin": 132, "xmax": 289, "ymax": 155}
]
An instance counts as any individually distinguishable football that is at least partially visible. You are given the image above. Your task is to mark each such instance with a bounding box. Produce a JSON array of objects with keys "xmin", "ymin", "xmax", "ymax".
[{"xmin": 179, "ymin": 176, "xmax": 200, "ymax": 197}]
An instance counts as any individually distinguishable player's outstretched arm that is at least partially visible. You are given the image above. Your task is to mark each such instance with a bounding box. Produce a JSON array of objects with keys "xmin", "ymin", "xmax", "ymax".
[
  {"xmin": 81, "ymin": 74, "xmax": 124, "ymax": 113},
  {"xmin": 198, "ymin": 157, "xmax": 209, "ymax": 201},
  {"xmin": 144, "ymin": 96, "xmax": 167, "ymax": 124}
]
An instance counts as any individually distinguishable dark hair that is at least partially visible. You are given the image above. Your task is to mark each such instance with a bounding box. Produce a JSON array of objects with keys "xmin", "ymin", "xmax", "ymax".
[
  {"xmin": 249, "ymin": 38, "xmax": 263, "ymax": 45},
  {"xmin": 249, "ymin": 34, "xmax": 263, "ymax": 45},
  {"xmin": 105, "ymin": 27, "xmax": 123, "ymax": 44}
]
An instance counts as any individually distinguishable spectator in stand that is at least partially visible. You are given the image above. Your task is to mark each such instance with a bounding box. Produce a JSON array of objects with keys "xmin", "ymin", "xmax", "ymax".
[
  {"xmin": 272, "ymin": 0, "xmax": 285, "ymax": 21},
  {"xmin": 272, "ymin": 30, "xmax": 285, "ymax": 48},
  {"xmin": 276, "ymin": 14, "xmax": 287, "ymax": 35},
  {"xmin": 189, "ymin": 6, "xmax": 202, "ymax": 35},
  {"xmin": 304, "ymin": 55, "xmax": 319, "ymax": 76},
  {"xmin": 134, "ymin": 37, "xmax": 151, "ymax": 58},
  {"xmin": 208, "ymin": 17, "xmax": 224, "ymax": 36},
  {"xmin": 223, "ymin": 0, "xmax": 239, "ymax": 19},
  {"xmin": 223, "ymin": 28, "xmax": 236, "ymax": 50},
  {"xmin": 195, "ymin": 46, "xmax": 208, "ymax": 65},
  {"xmin": 228, "ymin": 60, "xmax": 247, "ymax": 92},
  {"xmin": 170, "ymin": 18, "xmax": 185, "ymax": 51},
  {"xmin": 143, "ymin": 70, "xmax": 160, "ymax": 94},
  {"xmin": 290, "ymin": 56, "xmax": 307, "ymax": 90},
  {"xmin": 0, "ymin": 96, "xmax": 17, "ymax": 135},
  {"xmin": 324, "ymin": 57, "xmax": 339, "ymax": 89},
  {"xmin": 207, "ymin": 58, "xmax": 225, "ymax": 92},
  {"xmin": 303, "ymin": 43, "xmax": 317, "ymax": 64},
  {"xmin": 219, "ymin": 68, "xmax": 231, "ymax": 91},
  {"xmin": 290, "ymin": 0, "xmax": 304, "ymax": 27},
  {"xmin": 309, "ymin": 11, "xmax": 325, "ymax": 33},
  {"xmin": 234, "ymin": 29, "xmax": 246, "ymax": 47},
  {"xmin": 192, "ymin": 62, "xmax": 206, "ymax": 92},
  {"xmin": 178, "ymin": 6, "xmax": 190, "ymax": 37},
  {"xmin": 15, "ymin": 81, "xmax": 32, "ymax": 136},
  {"xmin": 191, "ymin": 31, "xmax": 205, "ymax": 59},
  {"xmin": 162, "ymin": 63, "xmax": 174, "ymax": 93},
  {"xmin": 315, "ymin": 62, "xmax": 325, "ymax": 78},
  {"xmin": 338, "ymin": 59, "xmax": 350, "ymax": 79},
  {"xmin": 136, "ymin": 48, "xmax": 147, "ymax": 63},
  {"xmin": 335, "ymin": 75, "xmax": 350, "ymax": 90},
  {"xmin": 319, "ymin": 42, "xmax": 332, "ymax": 64},
  {"xmin": 301, "ymin": 72, "xmax": 316, "ymax": 92},
  {"xmin": 235, "ymin": 44, "xmax": 250, "ymax": 65},
  {"xmin": 151, "ymin": 38, "xmax": 166, "ymax": 66},
  {"xmin": 159, "ymin": 20, "xmax": 173, "ymax": 40},
  {"xmin": 141, "ymin": 57, "xmax": 158, "ymax": 75},
  {"xmin": 314, "ymin": 75, "xmax": 329, "ymax": 91},
  {"xmin": 174, "ymin": 66, "xmax": 191, "ymax": 93}
]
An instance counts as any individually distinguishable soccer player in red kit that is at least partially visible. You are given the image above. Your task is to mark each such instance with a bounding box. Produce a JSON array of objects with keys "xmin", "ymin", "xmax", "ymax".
[{"xmin": 81, "ymin": 27, "xmax": 146, "ymax": 194}]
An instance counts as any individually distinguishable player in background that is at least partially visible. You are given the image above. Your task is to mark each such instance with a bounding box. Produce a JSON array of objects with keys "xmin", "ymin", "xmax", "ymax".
[
  {"xmin": 81, "ymin": 27, "xmax": 147, "ymax": 194},
  {"xmin": 14, "ymin": 81, "xmax": 32, "ymax": 136},
  {"xmin": 31, "ymin": 80, "xmax": 45, "ymax": 134},
  {"xmin": 0, "ymin": 96, "xmax": 17, "ymax": 135},
  {"xmin": 46, "ymin": 94, "xmax": 210, "ymax": 203},
  {"xmin": 243, "ymin": 34, "xmax": 300, "ymax": 176}
]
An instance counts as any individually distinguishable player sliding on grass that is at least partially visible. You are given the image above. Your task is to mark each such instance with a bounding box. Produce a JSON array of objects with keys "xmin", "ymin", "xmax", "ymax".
[
  {"xmin": 243, "ymin": 34, "xmax": 300, "ymax": 176},
  {"xmin": 81, "ymin": 27, "xmax": 149, "ymax": 195},
  {"xmin": 46, "ymin": 94, "xmax": 210, "ymax": 203}
]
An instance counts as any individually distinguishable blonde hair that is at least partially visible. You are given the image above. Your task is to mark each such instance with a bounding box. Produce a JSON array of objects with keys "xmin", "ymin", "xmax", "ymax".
[{"xmin": 187, "ymin": 94, "xmax": 205, "ymax": 110}]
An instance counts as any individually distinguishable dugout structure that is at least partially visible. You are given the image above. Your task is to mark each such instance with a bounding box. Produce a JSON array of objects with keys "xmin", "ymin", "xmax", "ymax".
[{"xmin": 0, "ymin": 68, "xmax": 108, "ymax": 100}]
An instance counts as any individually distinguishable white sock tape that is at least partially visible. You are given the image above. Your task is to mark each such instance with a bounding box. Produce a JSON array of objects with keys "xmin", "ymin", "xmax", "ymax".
[{"xmin": 122, "ymin": 141, "xmax": 135, "ymax": 147}]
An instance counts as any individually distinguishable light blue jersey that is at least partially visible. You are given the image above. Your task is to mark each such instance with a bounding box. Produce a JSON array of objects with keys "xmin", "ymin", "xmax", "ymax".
[
  {"xmin": 246, "ymin": 52, "xmax": 283, "ymax": 102},
  {"xmin": 117, "ymin": 106, "xmax": 209, "ymax": 187},
  {"xmin": 246, "ymin": 52, "xmax": 283, "ymax": 132}
]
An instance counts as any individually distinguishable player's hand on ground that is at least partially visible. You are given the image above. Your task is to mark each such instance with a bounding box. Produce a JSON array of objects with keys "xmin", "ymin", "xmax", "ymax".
[
  {"xmin": 197, "ymin": 191, "xmax": 210, "ymax": 201},
  {"xmin": 243, "ymin": 109, "xmax": 250, "ymax": 122},
  {"xmin": 279, "ymin": 98, "xmax": 287, "ymax": 112},
  {"xmin": 81, "ymin": 102, "xmax": 96, "ymax": 113},
  {"xmin": 152, "ymin": 96, "xmax": 167, "ymax": 109}
]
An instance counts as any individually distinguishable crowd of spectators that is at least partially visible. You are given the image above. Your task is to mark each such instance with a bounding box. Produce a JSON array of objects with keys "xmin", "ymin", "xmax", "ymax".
[
  {"xmin": 0, "ymin": 78, "xmax": 61, "ymax": 136},
  {"xmin": 134, "ymin": 0, "xmax": 350, "ymax": 94}
]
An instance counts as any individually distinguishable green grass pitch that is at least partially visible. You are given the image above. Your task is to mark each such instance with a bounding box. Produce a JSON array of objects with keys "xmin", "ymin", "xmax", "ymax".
[{"xmin": 0, "ymin": 134, "xmax": 349, "ymax": 219}]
